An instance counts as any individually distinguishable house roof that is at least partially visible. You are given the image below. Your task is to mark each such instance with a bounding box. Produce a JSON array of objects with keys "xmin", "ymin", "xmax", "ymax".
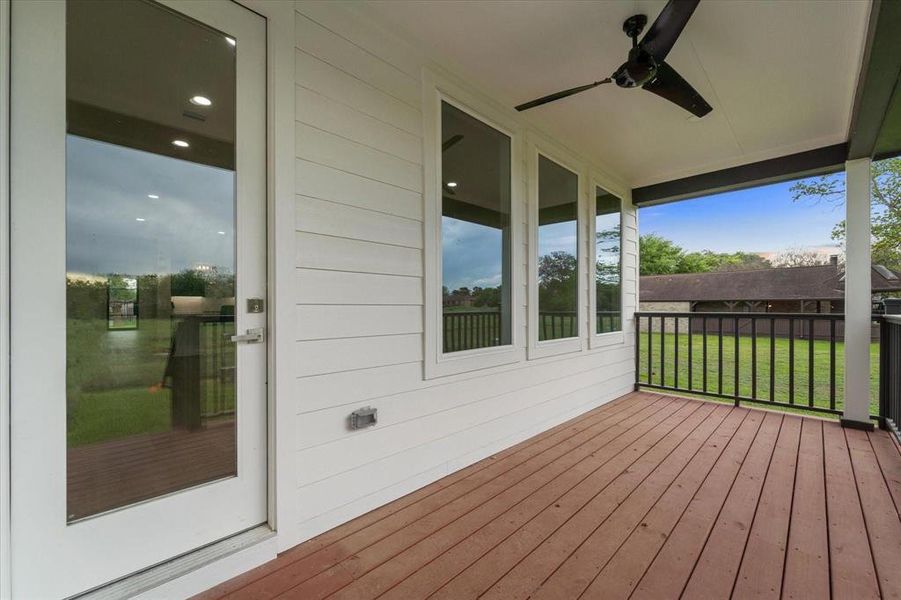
[{"xmin": 640, "ymin": 264, "xmax": 901, "ymax": 302}]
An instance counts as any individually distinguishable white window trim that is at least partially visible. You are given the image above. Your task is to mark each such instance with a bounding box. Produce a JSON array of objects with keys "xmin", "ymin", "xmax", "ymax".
[
  {"xmin": 422, "ymin": 69, "xmax": 525, "ymax": 379},
  {"xmin": 527, "ymin": 135, "xmax": 587, "ymax": 360},
  {"xmin": 589, "ymin": 172, "xmax": 627, "ymax": 349}
]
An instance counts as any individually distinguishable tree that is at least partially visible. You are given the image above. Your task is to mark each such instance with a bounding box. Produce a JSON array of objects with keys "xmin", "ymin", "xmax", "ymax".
[
  {"xmin": 538, "ymin": 251, "xmax": 577, "ymax": 311},
  {"xmin": 772, "ymin": 247, "xmax": 830, "ymax": 267},
  {"xmin": 638, "ymin": 234, "xmax": 772, "ymax": 275},
  {"xmin": 638, "ymin": 234, "xmax": 684, "ymax": 275},
  {"xmin": 790, "ymin": 157, "xmax": 901, "ymax": 271}
]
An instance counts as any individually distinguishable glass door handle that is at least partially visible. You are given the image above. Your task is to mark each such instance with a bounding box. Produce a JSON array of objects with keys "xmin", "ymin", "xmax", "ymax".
[{"xmin": 230, "ymin": 327, "xmax": 264, "ymax": 344}]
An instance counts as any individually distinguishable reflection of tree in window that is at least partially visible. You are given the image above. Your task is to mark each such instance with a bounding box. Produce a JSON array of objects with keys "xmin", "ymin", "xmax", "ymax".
[
  {"xmin": 440, "ymin": 102, "xmax": 511, "ymax": 353},
  {"xmin": 596, "ymin": 189, "xmax": 622, "ymax": 334},
  {"xmin": 538, "ymin": 156, "xmax": 579, "ymax": 341}
]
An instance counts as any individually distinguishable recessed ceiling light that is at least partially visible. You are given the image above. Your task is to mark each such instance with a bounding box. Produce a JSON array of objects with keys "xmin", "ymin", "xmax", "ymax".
[
  {"xmin": 147, "ymin": 194, "xmax": 159, "ymax": 199},
  {"xmin": 190, "ymin": 95, "xmax": 212, "ymax": 107},
  {"xmin": 217, "ymin": 231, "xmax": 226, "ymax": 235},
  {"xmin": 172, "ymin": 139, "xmax": 189, "ymax": 148},
  {"xmin": 135, "ymin": 217, "xmax": 146, "ymax": 222},
  {"xmin": 225, "ymin": 36, "xmax": 236, "ymax": 46},
  {"xmin": 446, "ymin": 182, "xmax": 458, "ymax": 188}
]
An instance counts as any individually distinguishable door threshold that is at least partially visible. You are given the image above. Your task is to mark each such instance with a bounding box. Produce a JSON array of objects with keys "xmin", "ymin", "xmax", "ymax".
[{"xmin": 73, "ymin": 526, "xmax": 276, "ymax": 600}]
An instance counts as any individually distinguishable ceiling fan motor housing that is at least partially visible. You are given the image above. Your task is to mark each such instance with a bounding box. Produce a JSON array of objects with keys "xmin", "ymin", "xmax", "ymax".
[{"xmin": 613, "ymin": 47, "xmax": 658, "ymax": 88}]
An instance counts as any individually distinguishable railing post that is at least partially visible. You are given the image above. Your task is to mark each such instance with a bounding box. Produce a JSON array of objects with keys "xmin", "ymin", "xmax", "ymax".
[
  {"xmin": 842, "ymin": 158, "xmax": 875, "ymax": 430},
  {"xmin": 634, "ymin": 315, "xmax": 641, "ymax": 391},
  {"xmin": 879, "ymin": 317, "xmax": 889, "ymax": 429}
]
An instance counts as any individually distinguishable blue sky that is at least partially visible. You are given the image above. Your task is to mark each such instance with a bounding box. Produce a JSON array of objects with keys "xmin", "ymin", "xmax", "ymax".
[
  {"xmin": 442, "ymin": 173, "xmax": 848, "ymax": 292},
  {"xmin": 638, "ymin": 173, "xmax": 846, "ymax": 253},
  {"xmin": 67, "ymin": 135, "xmax": 235, "ymax": 277}
]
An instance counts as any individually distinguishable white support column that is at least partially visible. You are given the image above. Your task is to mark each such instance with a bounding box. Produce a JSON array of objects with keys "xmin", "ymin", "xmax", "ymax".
[{"xmin": 842, "ymin": 158, "xmax": 875, "ymax": 430}]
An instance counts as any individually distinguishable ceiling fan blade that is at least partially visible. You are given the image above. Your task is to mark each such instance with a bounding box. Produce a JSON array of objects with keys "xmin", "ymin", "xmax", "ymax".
[
  {"xmin": 515, "ymin": 78, "xmax": 612, "ymax": 112},
  {"xmin": 442, "ymin": 134, "xmax": 464, "ymax": 152},
  {"xmin": 642, "ymin": 61, "xmax": 712, "ymax": 118},
  {"xmin": 640, "ymin": 0, "xmax": 699, "ymax": 62}
]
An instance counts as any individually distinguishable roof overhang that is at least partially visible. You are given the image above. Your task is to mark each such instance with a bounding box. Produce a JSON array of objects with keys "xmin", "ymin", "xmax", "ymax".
[{"xmin": 634, "ymin": 0, "xmax": 901, "ymax": 205}]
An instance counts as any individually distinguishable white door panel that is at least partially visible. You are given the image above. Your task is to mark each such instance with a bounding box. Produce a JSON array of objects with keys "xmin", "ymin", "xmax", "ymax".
[{"xmin": 10, "ymin": 1, "xmax": 267, "ymax": 596}]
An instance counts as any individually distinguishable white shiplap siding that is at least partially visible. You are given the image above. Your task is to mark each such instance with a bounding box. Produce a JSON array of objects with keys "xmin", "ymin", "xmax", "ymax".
[{"xmin": 290, "ymin": 0, "xmax": 638, "ymax": 545}]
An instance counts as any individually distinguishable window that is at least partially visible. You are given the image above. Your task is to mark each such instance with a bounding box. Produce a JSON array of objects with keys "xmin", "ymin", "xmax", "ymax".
[
  {"xmin": 537, "ymin": 156, "xmax": 579, "ymax": 341},
  {"xmin": 440, "ymin": 101, "xmax": 512, "ymax": 354},
  {"xmin": 595, "ymin": 187, "xmax": 622, "ymax": 334}
]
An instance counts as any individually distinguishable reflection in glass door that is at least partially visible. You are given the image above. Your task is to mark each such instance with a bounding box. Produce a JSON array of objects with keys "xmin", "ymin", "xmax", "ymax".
[{"xmin": 65, "ymin": 0, "xmax": 239, "ymax": 520}]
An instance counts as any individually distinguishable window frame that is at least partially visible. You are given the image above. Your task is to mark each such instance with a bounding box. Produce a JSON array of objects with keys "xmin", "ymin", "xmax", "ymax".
[
  {"xmin": 527, "ymin": 135, "xmax": 587, "ymax": 360},
  {"xmin": 422, "ymin": 70, "xmax": 525, "ymax": 379},
  {"xmin": 589, "ymin": 173, "xmax": 627, "ymax": 349}
]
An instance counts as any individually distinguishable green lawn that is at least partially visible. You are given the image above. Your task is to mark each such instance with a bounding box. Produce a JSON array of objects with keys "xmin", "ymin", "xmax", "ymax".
[
  {"xmin": 637, "ymin": 331, "xmax": 881, "ymax": 417},
  {"xmin": 67, "ymin": 317, "xmax": 236, "ymax": 447}
]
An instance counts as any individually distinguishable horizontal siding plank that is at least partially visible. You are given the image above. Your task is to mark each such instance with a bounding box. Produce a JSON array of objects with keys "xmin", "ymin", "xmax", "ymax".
[
  {"xmin": 296, "ymin": 305, "xmax": 422, "ymax": 341},
  {"xmin": 295, "ymin": 85, "xmax": 421, "ymax": 164},
  {"xmin": 296, "ymin": 269, "xmax": 422, "ymax": 306},
  {"xmin": 296, "ymin": 359, "xmax": 634, "ymax": 485},
  {"xmin": 295, "ymin": 159, "xmax": 422, "ymax": 221},
  {"xmin": 296, "ymin": 196, "xmax": 421, "ymax": 249},
  {"xmin": 295, "ymin": 232, "xmax": 422, "ymax": 277},
  {"xmin": 295, "ymin": 122, "xmax": 421, "ymax": 193},
  {"xmin": 297, "ymin": 362, "xmax": 424, "ymax": 414},
  {"xmin": 295, "ymin": 337, "xmax": 634, "ymax": 415},
  {"xmin": 296, "ymin": 333, "xmax": 422, "ymax": 377},
  {"xmin": 294, "ymin": 49, "xmax": 421, "ymax": 135},
  {"xmin": 297, "ymin": 346, "xmax": 635, "ymax": 447},
  {"xmin": 294, "ymin": 12, "xmax": 419, "ymax": 108},
  {"xmin": 295, "ymin": 375, "xmax": 636, "ymax": 519},
  {"xmin": 294, "ymin": 1, "xmax": 423, "ymax": 80}
]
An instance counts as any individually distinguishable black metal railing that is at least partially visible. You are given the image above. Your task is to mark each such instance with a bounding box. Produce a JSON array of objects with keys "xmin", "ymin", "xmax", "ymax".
[
  {"xmin": 597, "ymin": 311, "xmax": 622, "ymax": 334},
  {"xmin": 442, "ymin": 310, "xmax": 624, "ymax": 351},
  {"xmin": 634, "ymin": 311, "xmax": 861, "ymax": 417},
  {"xmin": 879, "ymin": 315, "xmax": 901, "ymax": 442},
  {"xmin": 443, "ymin": 311, "xmax": 502, "ymax": 353},
  {"xmin": 539, "ymin": 311, "xmax": 578, "ymax": 341}
]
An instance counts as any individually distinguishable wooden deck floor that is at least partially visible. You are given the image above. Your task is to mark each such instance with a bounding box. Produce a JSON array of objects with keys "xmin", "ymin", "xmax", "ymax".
[{"xmin": 198, "ymin": 392, "xmax": 901, "ymax": 599}]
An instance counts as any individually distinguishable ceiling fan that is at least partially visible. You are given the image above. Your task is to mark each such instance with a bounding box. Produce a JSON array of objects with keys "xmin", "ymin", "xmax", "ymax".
[{"xmin": 515, "ymin": 0, "xmax": 712, "ymax": 118}]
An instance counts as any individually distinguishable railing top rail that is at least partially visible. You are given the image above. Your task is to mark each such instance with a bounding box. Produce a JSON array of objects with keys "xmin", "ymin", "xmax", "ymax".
[{"xmin": 634, "ymin": 311, "xmax": 853, "ymax": 320}]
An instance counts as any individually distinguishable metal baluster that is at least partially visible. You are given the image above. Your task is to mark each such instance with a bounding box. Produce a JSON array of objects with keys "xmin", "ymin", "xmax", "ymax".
[
  {"xmin": 751, "ymin": 316, "xmax": 757, "ymax": 400},
  {"xmin": 770, "ymin": 318, "xmax": 776, "ymax": 402},
  {"xmin": 688, "ymin": 316, "xmax": 693, "ymax": 391},
  {"xmin": 718, "ymin": 317, "xmax": 724, "ymax": 395},
  {"xmin": 661, "ymin": 316, "xmax": 666, "ymax": 386},
  {"xmin": 734, "ymin": 316, "xmax": 740, "ymax": 405},
  {"xmin": 830, "ymin": 319, "xmax": 836, "ymax": 411},
  {"xmin": 808, "ymin": 317, "xmax": 815, "ymax": 407},
  {"xmin": 789, "ymin": 317, "xmax": 795, "ymax": 405},
  {"xmin": 674, "ymin": 317, "xmax": 680, "ymax": 390},
  {"xmin": 703, "ymin": 317, "xmax": 708, "ymax": 393},
  {"xmin": 647, "ymin": 316, "xmax": 653, "ymax": 384}
]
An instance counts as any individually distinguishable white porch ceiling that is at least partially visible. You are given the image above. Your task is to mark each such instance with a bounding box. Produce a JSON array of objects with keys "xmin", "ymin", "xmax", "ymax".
[{"xmin": 358, "ymin": 0, "xmax": 871, "ymax": 188}]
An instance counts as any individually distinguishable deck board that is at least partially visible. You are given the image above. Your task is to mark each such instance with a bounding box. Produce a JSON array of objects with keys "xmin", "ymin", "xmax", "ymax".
[
  {"xmin": 731, "ymin": 414, "xmax": 801, "ymax": 600},
  {"xmin": 196, "ymin": 392, "xmax": 901, "ymax": 600},
  {"xmin": 782, "ymin": 419, "xmax": 830, "ymax": 600}
]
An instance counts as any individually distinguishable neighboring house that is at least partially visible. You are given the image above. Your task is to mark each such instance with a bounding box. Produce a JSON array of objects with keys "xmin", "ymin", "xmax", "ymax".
[
  {"xmin": 639, "ymin": 260, "xmax": 901, "ymax": 314},
  {"xmin": 639, "ymin": 261, "xmax": 901, "ymax": 338}
]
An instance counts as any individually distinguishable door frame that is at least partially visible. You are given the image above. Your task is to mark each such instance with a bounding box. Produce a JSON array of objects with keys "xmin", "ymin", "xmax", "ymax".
[{"xmin": 0, "ymin": 0, "xmax": 296, "ymax": 595}]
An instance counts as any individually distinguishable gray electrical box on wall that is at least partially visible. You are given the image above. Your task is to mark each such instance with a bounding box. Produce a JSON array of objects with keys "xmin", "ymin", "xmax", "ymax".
[{"xmin": 349, "ymin": 407, "xmax": 377, "ymax": 430}]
